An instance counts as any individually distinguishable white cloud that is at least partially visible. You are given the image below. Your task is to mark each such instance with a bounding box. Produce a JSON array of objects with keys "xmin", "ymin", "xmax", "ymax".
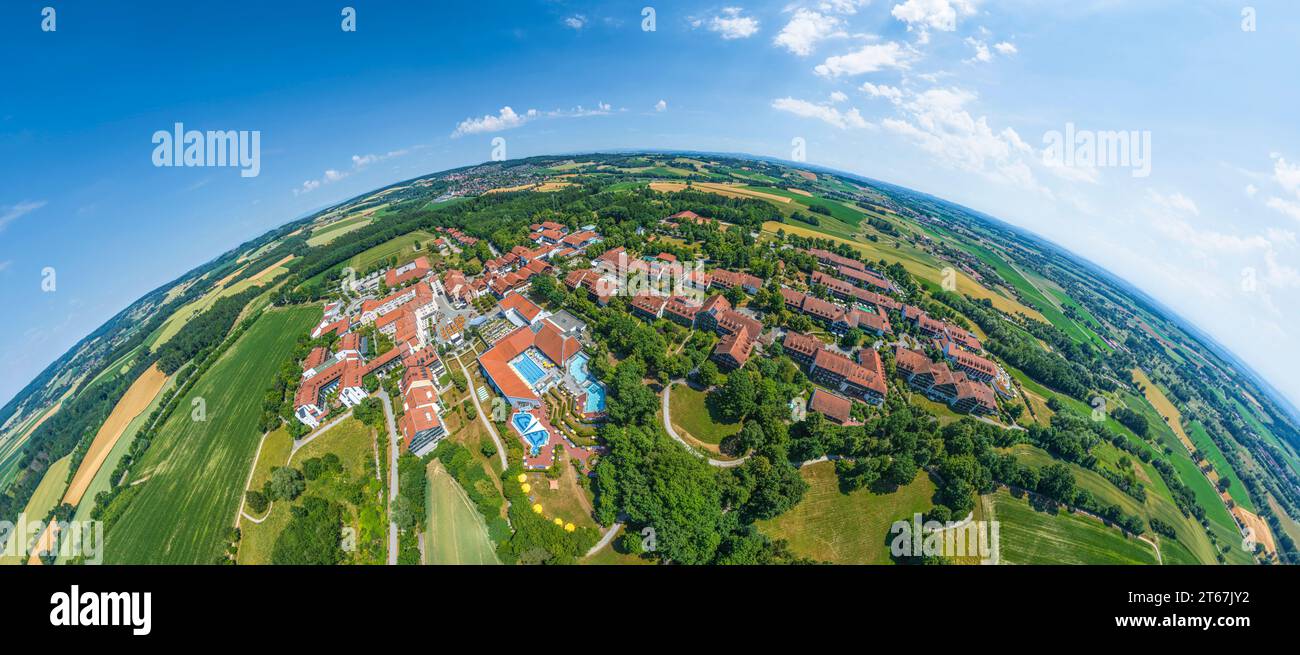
[
  {"xmin": 655, "ymin": 99, "xmax": 668, "ymax": 112},
  {"xmin": 993, "ymin": 41, "xmax": 1017, "ymax": 55},
  {"xmin": 1271, "ymin": 154, "xmax": 1300, "ymax": 197},
  {"xmin": 1266, "ymin": 196, "xmax": 1300, "ymax": 222},
  {"xmin": 564, "ymin": 15, "xmax": 587, "ymax": 30},
  {"xmin": 0, "ymin": 260, "xmax": 12, "ymax": 274},
  {"xmin": 1262, "ymin": 154, "xmax": 1300, "ymax": 222},
  {"xmin": 772, "ymin": 97, "xmax": 871, "ymax": 129},
  {"xmin": 451, "ymin": 106, "xmax": 539, "ymax": 137},
  {"xmin": 964, "ymin": 37, "xmax": 992, "ymax": 63},
  {"xmin": 891, "ymin": 0, "xmax": 978, "ymax": 33},
  {"xmin": 1146, "ymin": 190, "xmax": 1277, "ymax": 255},
  {"xmin": 814, "ymin": 42, "xmax": 912, "ymax": 77},
  {"xmin": 351, "ymin": 148, "xmax": 409, "ymax": 169},
  {"xmin": 707, "ymin": 7, "xmax": 760, "ymax": 40},
  {"xmin": 882, "ymin": 87, "xmax": 1039, "ymax": 190},
  {"xmin": 861, "ymin": 82, "xmax": 904, "ymax": 103},
  {"xmin": 818, "ymin": 0, "xmax": 869, "ymax": 13},
  {"xmin": 296, "ymin": 148, "xmax": 417, "ymax": 195},
  {"xmin": 829, "ymin": 90, "xmax": 849, "ymax": 103},
  {"xmin": 0, "ymin": 200, "xmax": 46, "ymax": 233},
  {"xmin": 1147, "ymin": 189, "xmax": 1199, "ymax": 216},
  {"xmin": 1245, "ymin": 183, "xmax": 1258, "ymax": 198},
  {"xmin": 774, "ymin": 9, "xmax": 844, "ymax": 56}
]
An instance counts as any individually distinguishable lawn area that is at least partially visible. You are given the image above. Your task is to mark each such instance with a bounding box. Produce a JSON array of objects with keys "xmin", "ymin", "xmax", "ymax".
[
  {"xmin": 425, "ymin": 459, "xmax": 499, "ymax": 565},
  {"xmin": 756, "ymin": 461, "xmax": 938, "ymax": 564},
  {"xmin": 522, "ymin": 454, "xmax": 597, "ymax": 531},
  {"xmin": 669, "ymin": 383, "xmax": 741, "ymax": 446},
  {"xmin": 238, "ymin": 418, "xmax": 382, "ymax": 565},
  {"xmin": 986, "ymin": 489, "xmax": 1159, "ymax": 565},
  {"xmin": 105, "ymin": 306, "xmax": 318, "ymax": 564},
  {"xmin": 580, "ymin": 524, "xmax": 654, "ymax": 565},
  {"xmin": 346, "ymin": 229, "xmax": 437, "ymax": 272},
  {"xmin": 0, "ymin": 453, "xmax": 72, "ymax": 565}
]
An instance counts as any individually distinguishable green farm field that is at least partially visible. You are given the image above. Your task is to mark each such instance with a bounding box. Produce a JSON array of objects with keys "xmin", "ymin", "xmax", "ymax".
[
  {"xmin": 1000, "ymin": 443, "xmax": 1216, "ymax": 563},
  {"xmin": 0, "ymin": 454, "xmax": 72, "ymax": 565},
  {"xmin": 63, "ymin": 377, "xmax": 176, "ymax": 532},
  {"xmin": 105, "ymin": 306, "xmax": 318, "ymax": 564},
  {"xmin": 986, "ymin": 489, "xmax": 1159, "ymax": 565},
  {"xmin": 307, "ymin": 213, "xmax": 375, "ymax": 247},
  {"xmin": 1186, "ymin": 421, "xmax": 1254, "ymax": 511},
  {"xmin": 425, "ymin": 459, "xmax": 499, "ymax": 565}
]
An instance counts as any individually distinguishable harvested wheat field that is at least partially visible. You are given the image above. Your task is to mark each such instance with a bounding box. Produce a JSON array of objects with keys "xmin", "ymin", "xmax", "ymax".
[
  {"xmin": 250, "ymin": 255, "xmax": 294, "ymax": 281},
  {"xmin": 1233, "ymin": 507, "xmax": 1276, "ymax": 556},
  {"xmin": 61, "ymin": 364, "xmax": 169, "ymax": 507},
  {"xmin": 650, "ymin": 181, "xmax": 793, "ymax": 204}
]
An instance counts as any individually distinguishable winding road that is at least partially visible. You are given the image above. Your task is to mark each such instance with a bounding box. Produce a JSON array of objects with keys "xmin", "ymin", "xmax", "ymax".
[
  {"xmin": 661, "ymin": 381, "xmax": 747, "ymax": 468},
  {"xmin": 461, "ymin": 362, "xmax": 508, "ymax": 470}
]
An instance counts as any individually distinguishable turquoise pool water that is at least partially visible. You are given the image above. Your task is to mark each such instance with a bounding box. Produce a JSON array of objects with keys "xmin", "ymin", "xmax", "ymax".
[
  {"xmin": 511, "ymin": 411, "xmax": 549, "ymax": 455},
  {"xmin": 568, "ymin": 353, "xmax": 607, "ymax": 413},
  {"xmin": 510, "ymin": 350, "xmax": 547, "ymax": 387}
]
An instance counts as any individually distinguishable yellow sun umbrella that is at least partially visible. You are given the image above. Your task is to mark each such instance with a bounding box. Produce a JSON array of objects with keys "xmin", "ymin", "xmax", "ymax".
[
  {"xmin": 554, "ymin": 517, "xmax": 564, "ymax": 526},
  {"xmin": 517, "ymin": 473, "xmax": 527, "ymax": 483},
  {"xmin": 532, "ymin": 503, "xmax": 543, "ymax": 514},
  {"xmin": 564, "ymin": 523, "xmax": 575, "ymax": 532},
  {"xmin": 521, "ymin": 483, "xmax": 531, "ymax": 494}
]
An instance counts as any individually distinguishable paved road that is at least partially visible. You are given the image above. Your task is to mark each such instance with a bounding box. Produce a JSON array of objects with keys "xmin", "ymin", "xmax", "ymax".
[
  {"xmin": 236, "ymin": 411, "xmax": 353, "ymax": 529},
  {"xmin": 585, "ymin": 521, "xmax": 625, "ymax": 558},
  {"xmin": 461, "ymin": 362, "xmax": 508, "ymax": 470},
  {"xmin": 661, "ymin": 381, "xmax": 747, "ymax": 468},
  {"xmin": 378, "ymin": 391, "xmax": 399, "ymax": 566},
  {"xmin": 290, "ymin": 410, "xmax": 354, "ymax": 458}
]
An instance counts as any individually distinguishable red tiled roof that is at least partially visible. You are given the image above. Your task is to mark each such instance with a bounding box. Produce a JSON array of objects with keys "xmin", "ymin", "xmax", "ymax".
[
  {"xmin": 713, "ymin": 325, "xmax": 755, "ymax": 366},
  {"xmin": 716, "ymin": 309, "xmax": 762, "ymax": 338},
  {"xmin": 498, "ymin": 291, "xmax": 543, "ymax": 323},
  {"xmin": 303, "ymin": 347, "xmax": 327, "ymax": 371},
  {"xmin": 948, "ymin": 347, "xmax": 997, "ymax": 377},
  {"xmin": 663, "ymin": 296, "xmax": 701, "ymax": 322},
  {"xmin": 700, "ymin": 293, "xmax": 732, "ymax": 315},
  {"xmin": 385, "ymin": 256, "xmax": 431, "ymax": 287},
  {"xmin": 782, "ymin": 331, "xmax": 822, "ymax": 359},
  {"xmin": 478, "ymin": 320, "xmax": 580, "ymax": 402},
  {"xmin": 893, "ymin": 346, "xmax": 932, "ymax": 376},
  {"xmin": 810, "ymin": 388, "xmax": 854, "ymax": 423},
  {"xmin": 630, "ymin": 294, "xmax": 668, "ymax": 317}
]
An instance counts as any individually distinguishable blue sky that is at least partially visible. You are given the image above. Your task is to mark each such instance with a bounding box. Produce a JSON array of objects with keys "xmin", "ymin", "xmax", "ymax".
[{"xmin": 2, "ymin": 0, "xmax": 1299, "ymax": 410}]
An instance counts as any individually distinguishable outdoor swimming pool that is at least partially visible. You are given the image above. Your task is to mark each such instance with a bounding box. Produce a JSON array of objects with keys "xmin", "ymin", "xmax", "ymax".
[
  {"xmin": 568, "ymin": 353, "xmax": 607, "ymax": 413},
  {"xmin": 511, "ymin": 411, "xmax": 549, "ymax": 455}
]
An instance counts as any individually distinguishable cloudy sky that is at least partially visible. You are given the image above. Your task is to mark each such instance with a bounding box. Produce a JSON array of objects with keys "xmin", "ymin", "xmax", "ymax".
[{"xmin": 1, "ymin": 0, "xmax": 1298, "ymax": 410}]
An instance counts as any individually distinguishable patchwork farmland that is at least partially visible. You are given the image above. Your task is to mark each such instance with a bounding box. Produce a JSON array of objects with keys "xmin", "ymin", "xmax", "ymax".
[{"xmin": 104, "ymin": 306, "xmax": 317, "ymax": 564}]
